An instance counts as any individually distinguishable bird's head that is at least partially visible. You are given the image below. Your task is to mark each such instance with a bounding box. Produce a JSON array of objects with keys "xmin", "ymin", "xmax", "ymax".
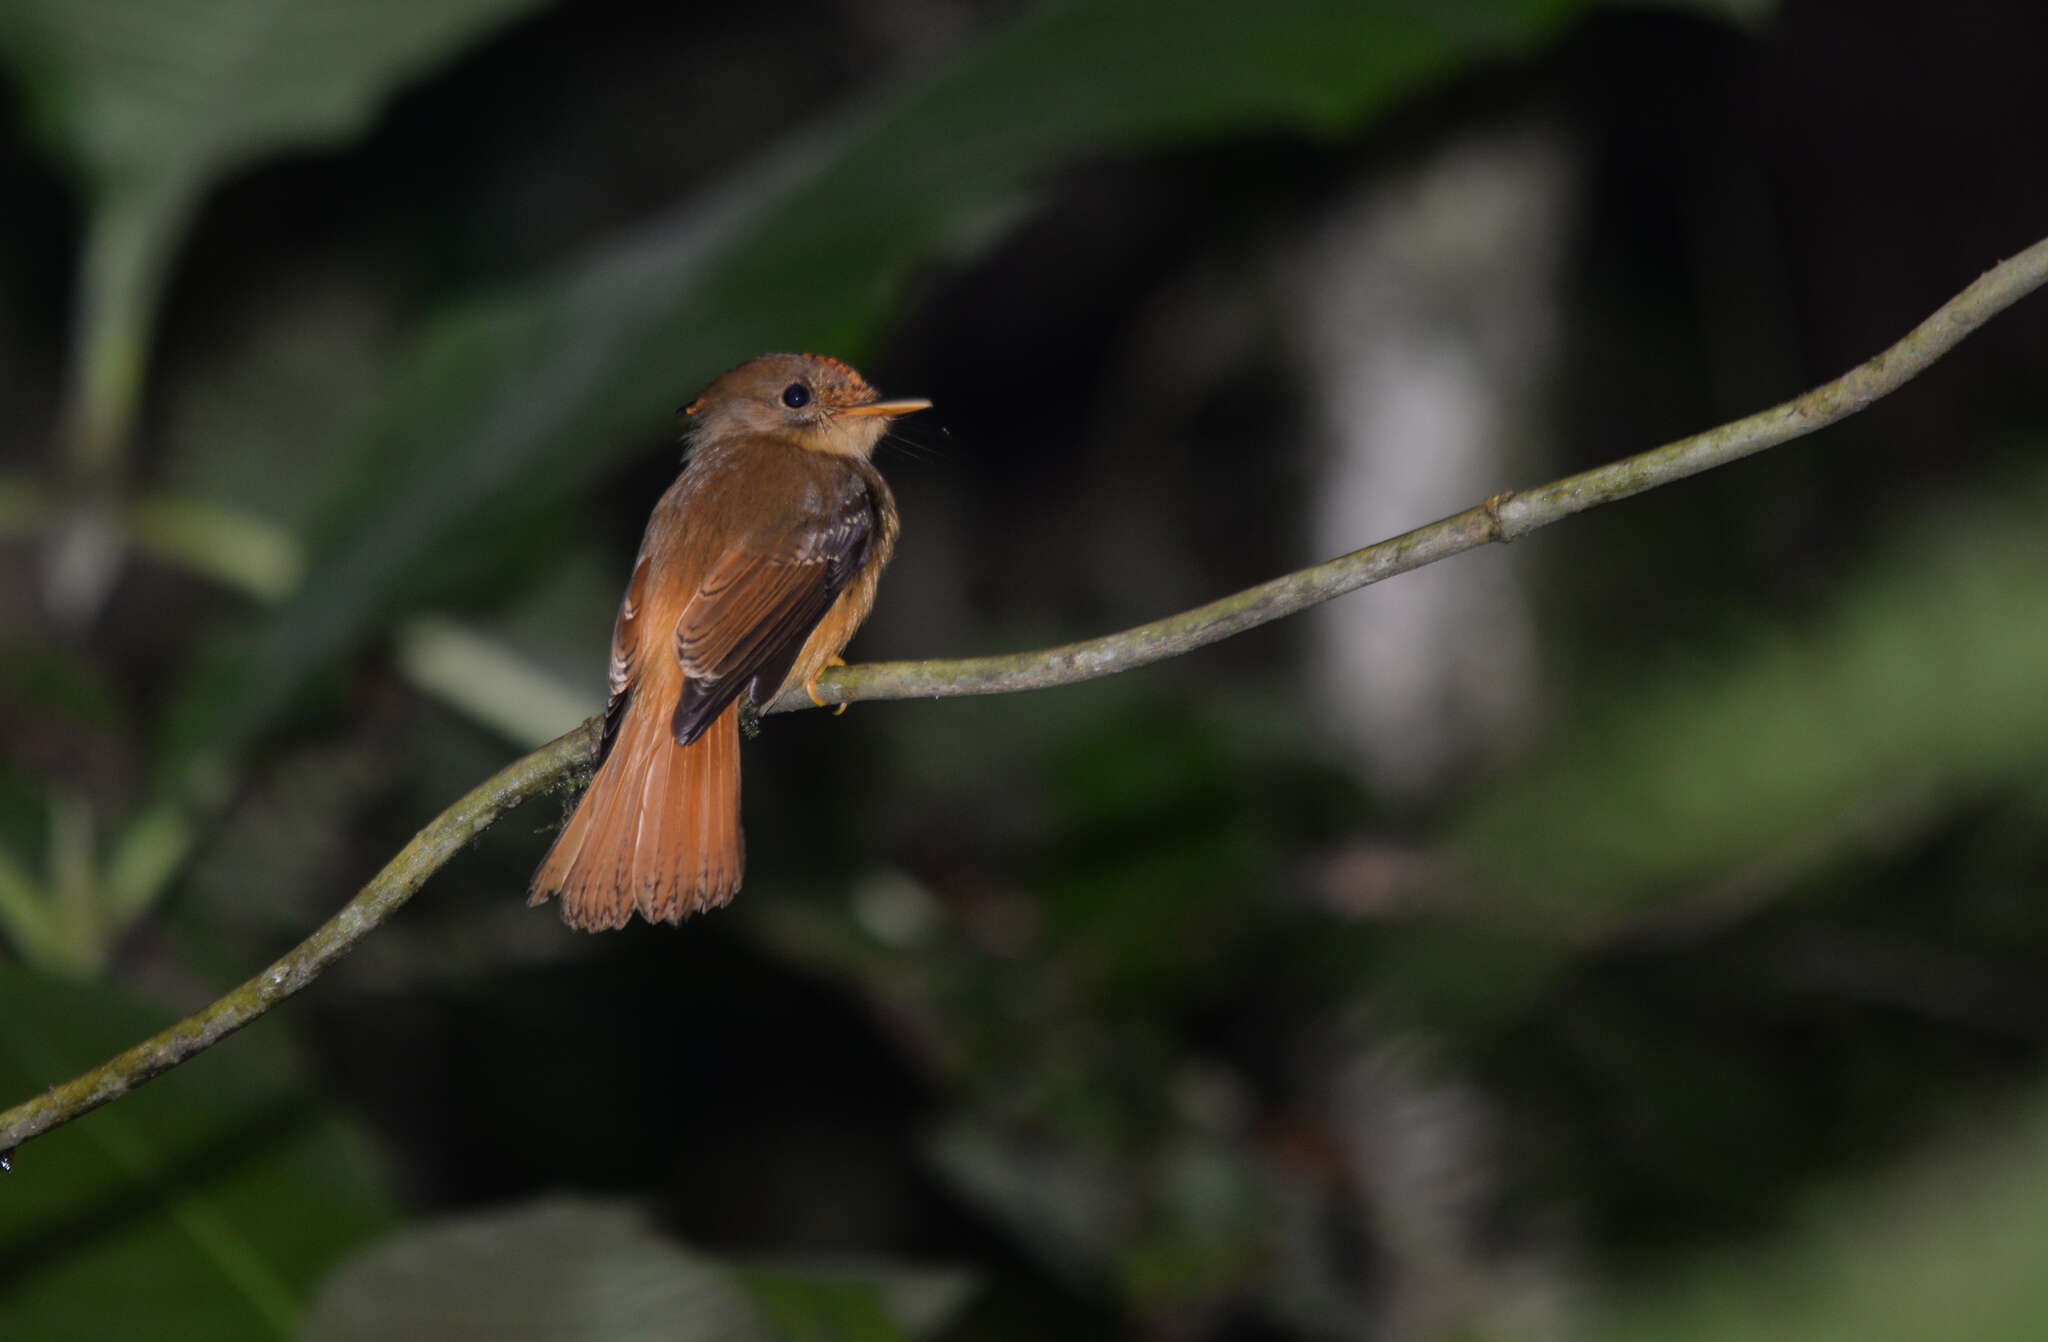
[{"xmin": 681, "ymin": 352, "xmax": 930, "ymax": 458}]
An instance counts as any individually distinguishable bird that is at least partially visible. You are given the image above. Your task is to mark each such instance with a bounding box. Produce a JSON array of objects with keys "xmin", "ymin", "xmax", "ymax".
[{"xmin": 529, "ymin": 352, "xmax": 928, "ymax": 930}]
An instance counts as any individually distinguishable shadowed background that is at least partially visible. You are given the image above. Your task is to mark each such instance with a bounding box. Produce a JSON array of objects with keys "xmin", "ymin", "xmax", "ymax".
[{"xmin": 2, "ymin": 0, "xmax": 2048, "ymax": 1338}]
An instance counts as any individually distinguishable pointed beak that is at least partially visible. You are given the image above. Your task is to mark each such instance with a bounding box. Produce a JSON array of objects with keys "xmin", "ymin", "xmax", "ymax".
[{"xmin": 837, "ymin": 397, "xmax": 932, "ymax": 418}]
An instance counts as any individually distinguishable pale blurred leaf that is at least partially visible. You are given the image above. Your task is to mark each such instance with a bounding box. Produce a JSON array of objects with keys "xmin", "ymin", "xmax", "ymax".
[{"xmin": 303, "ymin": 1197, "xmax": 973, "ymax": 1342}]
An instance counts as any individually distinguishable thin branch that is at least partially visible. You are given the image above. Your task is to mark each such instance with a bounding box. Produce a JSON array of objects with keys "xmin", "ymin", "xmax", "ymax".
[
  {"xmin": 773, "ymin": 233, "xmax": 2048, "ymax": 711},
  {"xmin": 0, "ymin": 724, "xmax": 598, "ymax": 1160},
  {"xmin": 5, "ymin": 234, "xmax": 2046, "ymax": 1162}
]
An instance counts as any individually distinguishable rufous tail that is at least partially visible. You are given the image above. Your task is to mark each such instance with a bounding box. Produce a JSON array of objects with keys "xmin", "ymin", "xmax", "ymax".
[{"xmin": 529, "ymin": 700, "xmax": 743, "ymax": 930}]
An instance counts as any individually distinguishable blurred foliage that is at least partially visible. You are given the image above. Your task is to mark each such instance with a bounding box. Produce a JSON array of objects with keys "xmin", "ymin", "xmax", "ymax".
[
  {"xmin": 303, "ymin": 1198, "xmax": 973, "ymax": 1342},
  {"xmin": 2, "ymin": 0, "xmax": 2048, "ymax": 1338},
  {"xmin": 1588, "ymin": 1096, "xmax": 2048, "ymax": 1341},
  {"xmin": 1453, "ymin": 465, "xmax": 2048, "ymax": 928},
  {"xmin": 0, "ymin": 965, "xmax": 398, "ymax": 1339},
  {"xmin": 0, "ymin": 0, "xmax": 544, "ymax": 477}
]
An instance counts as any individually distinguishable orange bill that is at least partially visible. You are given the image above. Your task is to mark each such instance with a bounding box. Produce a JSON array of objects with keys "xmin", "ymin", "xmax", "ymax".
[{"xmin": 837, "ymin": 397, "xmax": 932, "ymax": 418}]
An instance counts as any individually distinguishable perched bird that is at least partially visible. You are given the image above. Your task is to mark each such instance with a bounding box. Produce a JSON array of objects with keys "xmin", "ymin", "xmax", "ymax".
[{"xmin": 530, "ymin": 353, "xmax": 928, "ymax": 930}]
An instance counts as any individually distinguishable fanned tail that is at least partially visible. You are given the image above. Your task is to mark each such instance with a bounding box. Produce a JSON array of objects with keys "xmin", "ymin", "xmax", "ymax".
[{"xmin": 529, "ymin": 701, "xmax": 744, "ymax": 930}]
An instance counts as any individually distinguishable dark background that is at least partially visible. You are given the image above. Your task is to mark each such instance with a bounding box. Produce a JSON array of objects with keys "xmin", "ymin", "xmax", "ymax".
[{"xmin": 3, "ymin": 0, "xmax": 2047, "ymax": 1338}]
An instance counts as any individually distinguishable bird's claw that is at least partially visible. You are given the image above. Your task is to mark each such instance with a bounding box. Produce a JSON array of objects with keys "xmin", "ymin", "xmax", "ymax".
[{"xmin": 806, "ymin": 656, "xmax": 849, "ymax": 716}]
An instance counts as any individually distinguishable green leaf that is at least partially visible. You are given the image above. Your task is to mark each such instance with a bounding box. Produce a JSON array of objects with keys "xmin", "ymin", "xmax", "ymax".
[
  {"xmin": 0, "ymin": 965, "xmax": 399, "ymax": 1339},
  {"xmin": 302, "ymin": 1197, "xmax": 974, "ymax": 1342},
  {"xmin": 0, "ymin": 0, "xmax": 542, "ymax": 197},
  {"xmin": 734, "ymin": 1261, "xmax": 977, "ymax": 1342},
  {"xmin": 1588, "ymin": 1094, "xmax": 2048, "ymax": 1342},
  {"xmin": 205, "ymin": 0, "xmax": 1596, "ymax": 758},
  {"xmin": 1449, "ymin": 463, "xmax": 2048, "ymax": 931},
  {"xmin": 0, "ymin": 0, "xmax": 545, "ymax": 474}
]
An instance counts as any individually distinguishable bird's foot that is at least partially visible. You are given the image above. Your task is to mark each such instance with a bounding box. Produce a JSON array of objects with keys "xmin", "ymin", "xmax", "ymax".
[{"xmin": 806, "ymin": 656, "xmax": 849, "ymax": 716}]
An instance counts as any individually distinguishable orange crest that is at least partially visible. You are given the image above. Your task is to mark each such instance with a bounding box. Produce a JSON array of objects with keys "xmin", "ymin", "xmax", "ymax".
[{"xmin": 800, "ymin": 353, "xmax": 872, "ymax": 393}]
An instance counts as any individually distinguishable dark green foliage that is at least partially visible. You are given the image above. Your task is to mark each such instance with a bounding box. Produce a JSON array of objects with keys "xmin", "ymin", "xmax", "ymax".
[{"xmin": 5, "ymin": 0, "xmax": 2048, "ymax": 1338}]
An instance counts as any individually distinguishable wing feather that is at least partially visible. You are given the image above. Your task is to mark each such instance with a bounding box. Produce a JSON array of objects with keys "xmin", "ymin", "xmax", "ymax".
[{"xmin": 667, "ymin": 471, "xmax": 876, "ymax": 745}]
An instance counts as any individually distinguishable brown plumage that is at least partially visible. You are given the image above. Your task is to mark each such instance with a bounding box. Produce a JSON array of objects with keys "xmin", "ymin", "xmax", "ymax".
[{"xmin": 529, "ymin": 353, "xmax": 926, "ymax": 930}]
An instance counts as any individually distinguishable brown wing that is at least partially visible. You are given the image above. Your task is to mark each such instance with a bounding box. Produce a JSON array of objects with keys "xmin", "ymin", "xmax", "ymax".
[{"xmin": 668, "ymin": 473, "xmax": 877, "ymax": 745}]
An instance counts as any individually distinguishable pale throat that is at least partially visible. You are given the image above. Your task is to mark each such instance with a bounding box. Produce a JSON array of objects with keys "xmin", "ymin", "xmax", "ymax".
[{"xmin": 802, "ymin": 413, "xmax": 887, "ymax": 459}]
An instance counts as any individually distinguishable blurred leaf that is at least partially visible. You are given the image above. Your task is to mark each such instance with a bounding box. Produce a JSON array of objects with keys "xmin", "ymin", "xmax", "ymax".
[
  {"xmin": 735, "ymin": 1261, "xmax": 977, "ymax": 1342},
  {"xmin": 0, "ymin": 0, "xmax": 541, "ymax": 198},
  {"xmin": 102, "ymin": 797, "xmax": 206, "ymax": 926},
  {"xmin": 0, "ymin": 0, "xmax": 544, "ymax": 470},
  {"xmin": 303, "ymin": 1199, "xmax": 762, "ymax": 1342},
  {"xmin": 1450, "ymin": 465, "xmax": 2048, "ymax": 930},
  {"xmin": 0, "ymin": 644, "xmax": 134, "ymax": 970},
  {"xmin": 202, "ymin": 0, "xmax": 1597, "ymax": 759},
  {"xmin": 393, "ymin": 613, "xmax": 589, "ymax": 749},
  {"xmin": 1588, "ymin": 1093, "xmax": 2048, "ymax": 1342},
  {"xmin": 302, "ymin": 1197, "xmax": 973, "ymax": 1342},
  {"xmin": 927, "ymin": 1121, "xmax": 1133, "ymax": 1287},
  {"xmin": 125, "ymin": 494, "xmax": 304, "ymax": 602},
  {"xmin": 0, "ymin": 964, "xmax": 399, "ymax": 1339}
]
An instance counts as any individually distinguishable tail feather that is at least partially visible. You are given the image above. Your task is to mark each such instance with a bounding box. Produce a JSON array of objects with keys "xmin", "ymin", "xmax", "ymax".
[
  {"xmin": 645, "ymin": 700, "xmax": 743, "ymax": 923},
  {"xmin": 530, "ymin": 700, "xmax": 744, "ymax": 930},
  {"xmin": 628, "ymin": 721, "xmax": 674, "ymax": 920}
]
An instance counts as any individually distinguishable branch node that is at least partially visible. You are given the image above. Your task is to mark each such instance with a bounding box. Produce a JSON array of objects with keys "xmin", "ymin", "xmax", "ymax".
[{"xmin": 1483, "ymin": 490, "xmax": 1519, "ymax": 541}]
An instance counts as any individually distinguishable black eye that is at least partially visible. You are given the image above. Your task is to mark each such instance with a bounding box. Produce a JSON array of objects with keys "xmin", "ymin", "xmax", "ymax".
[{"xmin": 781, "ymin": 383, "xmax": 811, "ymax": 409}]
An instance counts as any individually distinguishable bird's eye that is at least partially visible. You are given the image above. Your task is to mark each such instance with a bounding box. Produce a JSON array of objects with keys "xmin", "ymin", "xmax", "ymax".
[{"xmin": 781, "ymin": 383, "xmax": 812, "ymax": 409}]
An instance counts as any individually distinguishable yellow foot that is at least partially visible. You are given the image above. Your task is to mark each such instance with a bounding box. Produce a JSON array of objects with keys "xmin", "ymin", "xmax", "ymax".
[{"xmin": 806, "ymin": 656, "xmax": 849, "ymax": 715}]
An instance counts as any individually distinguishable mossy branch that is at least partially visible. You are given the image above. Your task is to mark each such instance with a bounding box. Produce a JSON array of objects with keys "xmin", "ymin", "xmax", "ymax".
[{"xmin": 5, "ymin": 234, "xmax": 2047, "ymax": 1162}]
